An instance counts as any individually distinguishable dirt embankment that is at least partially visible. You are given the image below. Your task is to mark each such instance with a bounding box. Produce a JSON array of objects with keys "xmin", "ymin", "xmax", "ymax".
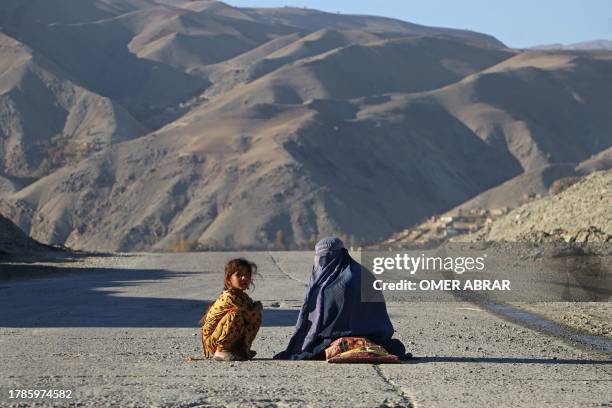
[{"xmin": 458, "ymin": 170, "xmax": 611, "ymax": 244}]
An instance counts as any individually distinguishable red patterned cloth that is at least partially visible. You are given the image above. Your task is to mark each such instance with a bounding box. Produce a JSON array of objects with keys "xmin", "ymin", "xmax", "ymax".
[{"xmin": 325, "ymin": 337, "xmax": 401, "ymax": 364}]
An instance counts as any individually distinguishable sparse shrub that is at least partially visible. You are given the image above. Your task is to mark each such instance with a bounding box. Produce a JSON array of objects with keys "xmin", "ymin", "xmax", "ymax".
[
  {"xmin": 275, "ymin": 229, "xmax": 286, "ymax": 250},
  {"xmin": 167, "ymin": 237, "xmax": 199, "ymax": 252}
]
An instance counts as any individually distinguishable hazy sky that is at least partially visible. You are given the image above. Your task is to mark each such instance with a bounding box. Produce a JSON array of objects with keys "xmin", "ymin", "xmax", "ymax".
[{"xmin": 226, "ymin": 0, "xmax": 612, "ymax": 48}]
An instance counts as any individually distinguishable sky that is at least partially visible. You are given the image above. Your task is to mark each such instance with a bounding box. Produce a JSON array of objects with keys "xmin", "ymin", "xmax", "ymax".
[{"xmin": 226, "ymin": 0, "xmax": 612, "ymax": 48}]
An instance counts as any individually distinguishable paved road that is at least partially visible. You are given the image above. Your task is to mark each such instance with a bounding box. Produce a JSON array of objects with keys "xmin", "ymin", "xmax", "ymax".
[{"xmin": 0, "ymin": 252, "xmax": 610, "ymax": 407}]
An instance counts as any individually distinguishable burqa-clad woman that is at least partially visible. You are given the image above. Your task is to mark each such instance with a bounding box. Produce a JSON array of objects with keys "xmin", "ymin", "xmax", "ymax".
[{"xmin": 274, "ymin": 237, "xmax": 407, "ymax": 360}]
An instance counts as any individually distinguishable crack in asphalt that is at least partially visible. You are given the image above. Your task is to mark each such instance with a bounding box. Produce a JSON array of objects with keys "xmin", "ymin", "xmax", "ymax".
[
  {"xmin": 372, "ymin": 365, "xmax": 414, "ymax": 408},
  {"xmin": 267, "ymin": 252, "xmax": 307, "ymax": 284}
]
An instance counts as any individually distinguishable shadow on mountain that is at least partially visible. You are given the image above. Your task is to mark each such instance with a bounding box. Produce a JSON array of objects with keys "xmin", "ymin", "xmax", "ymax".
[{"xmin": 0, "ymin": 263, "xmax": 298, "ymax": 328}]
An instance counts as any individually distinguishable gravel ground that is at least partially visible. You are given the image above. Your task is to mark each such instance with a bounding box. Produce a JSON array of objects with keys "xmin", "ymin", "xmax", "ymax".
[
  {"xmin": 0, "ymin": 252, "xmax": 610, "ymax": 407},
  {"xmin": 512, "ymin": 302, "xmax": 611, "ymax": 339}
]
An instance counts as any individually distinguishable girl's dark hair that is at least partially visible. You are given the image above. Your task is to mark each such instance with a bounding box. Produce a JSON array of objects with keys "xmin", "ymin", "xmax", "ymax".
[{"xmin": 224, "ymin": 258, "xmax": 258, "ymax": 290}]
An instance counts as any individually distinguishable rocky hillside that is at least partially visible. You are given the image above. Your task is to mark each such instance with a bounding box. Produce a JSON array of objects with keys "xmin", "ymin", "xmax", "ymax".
[
  {"xmin": 0, "ymin": 33, "xmax": 148, "ymax": 181},
  {"xmin": 0, "ymin": 213, "xmax": 51, "ymax": 255},
  {"xmin": 457, "ymin": 170, "xmax": 611, "ymax": 243},
  {"xmin": 1, "ymin": 0, "xmax": 611, "ymax": 251}
]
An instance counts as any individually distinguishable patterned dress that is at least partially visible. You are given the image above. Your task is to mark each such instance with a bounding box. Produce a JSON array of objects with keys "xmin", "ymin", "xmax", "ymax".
[{"xmin": 201, "ymin": 289, "xmax": 262, "ymax": 358}]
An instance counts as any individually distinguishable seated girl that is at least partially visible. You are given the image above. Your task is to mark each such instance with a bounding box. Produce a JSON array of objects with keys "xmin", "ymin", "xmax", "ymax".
[
  {"xmin": 200, "ymin": 258, "xmax": 262, "ymax": 361},
  {"xmin": 273, "ymin": 237, "xmax": 407, "ymax": 361}
]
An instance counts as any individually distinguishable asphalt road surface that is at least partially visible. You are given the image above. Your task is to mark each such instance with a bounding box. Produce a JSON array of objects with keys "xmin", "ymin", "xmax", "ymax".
[{"xmin": 1, "ymin": 252, "xmax": 610, "ymax": 407}]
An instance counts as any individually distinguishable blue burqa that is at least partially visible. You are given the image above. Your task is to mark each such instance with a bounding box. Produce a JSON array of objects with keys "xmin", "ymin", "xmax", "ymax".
[{"xmin": 274, "ymin": 237, "xmax": 406, "ymax": 360}]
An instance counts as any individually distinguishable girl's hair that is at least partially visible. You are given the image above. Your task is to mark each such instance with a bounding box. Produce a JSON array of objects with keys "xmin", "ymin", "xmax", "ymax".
[{"xmin": 223, "ymin": 258, "xmax": 258, "ymax": 290}]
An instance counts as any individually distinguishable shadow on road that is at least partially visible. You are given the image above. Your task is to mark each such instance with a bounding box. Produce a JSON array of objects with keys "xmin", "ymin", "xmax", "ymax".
[
  {"xmin": 0, "ymin": 263, "xmax": 298, "ymax": 328},
  {"xmin": 408, "ymin": 356, "xmax": 612, "ymax": 365}
]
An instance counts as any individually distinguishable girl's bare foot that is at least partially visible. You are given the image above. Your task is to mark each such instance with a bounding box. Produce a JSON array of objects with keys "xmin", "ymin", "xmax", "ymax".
[{"xmin": 213, "ymin": 350, "xmax": 245, "ymax": 361}]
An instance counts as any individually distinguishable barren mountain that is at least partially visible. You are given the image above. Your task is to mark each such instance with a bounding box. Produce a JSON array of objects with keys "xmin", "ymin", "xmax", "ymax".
[
  {"xmin": 449, "ymin": 164, "xmax": 581, "ymax": 212},
  {"xmin": 239, "ymin": 5, "xmax": 504, "ymax": 48},
  {"xmin": 1, "ymin": 98, "xmax": 507, "ymax": 251},
  {"xmin": 0, "ymin": 32, "xmax": 147, "ymax": 181},
  {"xmin": 382, "ymin": 150, "xmax": 612, "ymax": 248},
  {"xmin": 0, "ymin": 1, "xmax": 611, "ymax": 251},
  {"xmin": 0, "ymin": 1, "xmax": 210, "ymax": 128},
  {"xmin": 430, "ymin": 51, "xmax": 612, "ymax": 171},
  {"xmin": 204, "ymin": 35, "xmax": 515, "ymax": 107},
  {"xmin": 454, "ymin": 145, "xmax": 612, "ymax": 213},
  {"xmin": 0, "ymin": 0, "xmax": 500, "ymax": 127},
  {"xmin": 199, "ymin": 29, "xmax": 387, "ymax": 98}
]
